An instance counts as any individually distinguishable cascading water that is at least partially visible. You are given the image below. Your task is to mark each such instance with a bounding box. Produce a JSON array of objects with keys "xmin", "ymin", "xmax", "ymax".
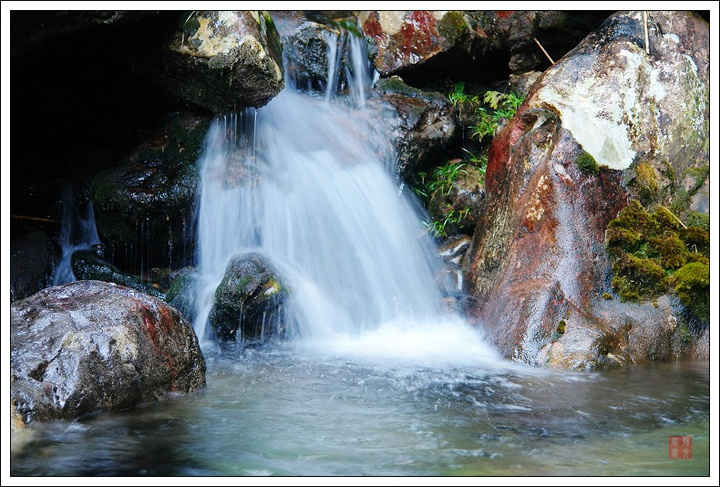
[
  {"xmin": 52, "ymin": 184, "xmax": 102, "ymax": 285},
  {"xmin": 192, "ymin": 25, "xmax": 499, "ymax": 365}
]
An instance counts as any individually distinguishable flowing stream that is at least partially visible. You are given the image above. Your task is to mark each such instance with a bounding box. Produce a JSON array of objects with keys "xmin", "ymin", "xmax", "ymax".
[
  {"xmin": 10, "ymin": 26, "xmax": 710, "ymax": 478},
  {"xmin": 9, "ymin": 352, "xmax": 710, "ymax": 476}
]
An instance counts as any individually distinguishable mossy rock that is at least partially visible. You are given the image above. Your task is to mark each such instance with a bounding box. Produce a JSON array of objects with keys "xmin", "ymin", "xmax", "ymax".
[
  {"xmin": 679, "ymin": 227, "xmax": 710, "ymax": 257},
  {"xmin": 632, "ymin": 161, "xmax": 660, "ymax": 203},
  {"xmin": 606, "ymin": 199, "xmax": 710, "ymax": 323},
  {"xmin": 651, "ymin": 205, "xmax": 682, "ymax": 234},
  {"xmin": 605, "ymin": 226, "xmax": 641, "ymax": 255},
  {"xmin": 685, "ymin": 211, "xmax": 709, "ymax": 231}
]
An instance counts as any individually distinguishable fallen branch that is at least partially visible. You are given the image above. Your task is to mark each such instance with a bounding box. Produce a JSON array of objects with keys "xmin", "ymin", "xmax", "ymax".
[
  {"xmin": 533, "ymin": 37, "xmax": 555, "ymax": 65},
  {"xmin": 11, "ymin": 214, "xmax": 60, "ymax": 224}
]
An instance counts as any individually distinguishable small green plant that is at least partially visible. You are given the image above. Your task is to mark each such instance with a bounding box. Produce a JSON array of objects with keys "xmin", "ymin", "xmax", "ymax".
[
  {"xmin": 448, "ymin": 82, "xmax": 479, "ymax": 108},
  {"xmin": 411, "ymin": 158, "xmax": 480, "ymax": 239},
  {"xmin": 427, "ymin": 160, "xmax": 467, "ymax": 197},
  {"xmin": 461, "ymin": 148, "xmax": 488, "ymax": 175},
  {"xmin": 424, "ymin": 207, "xmax": 471, "ymax": 239},
  {"xmin": 470, "ymin": 90, "xmax": 526, "ymax": 144}
]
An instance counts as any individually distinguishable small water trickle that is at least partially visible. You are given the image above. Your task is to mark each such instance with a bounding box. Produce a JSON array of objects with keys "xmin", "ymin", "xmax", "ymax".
[{"xmin": 52, "ymin": 184, "xmax": 102, "ymax": 285}]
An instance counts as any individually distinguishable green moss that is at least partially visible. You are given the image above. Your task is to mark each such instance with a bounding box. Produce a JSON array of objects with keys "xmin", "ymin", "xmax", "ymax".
[
  {"xmin": 602, "ymin": 292, "xmax": 613, "ymax": 300},
  {"xmin": 685, "ymin": 211, "xmax": 709, "ymax": 231},
  {"xmin": 235, "ymin": 275, "xmax": 253, "ymax": 295},
  {"xmin": 611, "ymin": 252, "xmax": 667, "ymax": 302},
  {"xmin": 670, "ymin": 261, "xmax": 710, "ymax": 321},
  {"xmin": 606, "ymin": 200, "xmax": 657, "ymax": 239},
  {"xmin": 556, "ymin": 320, "xmax": 566, "ymax": 335},
  {"xmin": 633, "ymin": 161, "xmax": 660, "ymax": 203},
  {"xmin": 576, "ymin": 151, "xmax": 599, "ymax": 176},
  {"xmin": 648, "ymin": 235, "xmax": 686, "ymax": 270},
  {"xmin": 438, "ymin": 11, "xmax": 469, "ymax": 41},
  {"xmin": 651, "ymin": 206, "xmax": 682, "ymax": 233},
  {"xmin": 606, "ymin": 200, "xmax": 710, "ymax": 323},
  {"xmin": 679, "ymin": 226, "xmax": 710, "ymax": 257},
  {"xmin": 606, "ymin": 226, "xmax": 641, "ymax": 255}
]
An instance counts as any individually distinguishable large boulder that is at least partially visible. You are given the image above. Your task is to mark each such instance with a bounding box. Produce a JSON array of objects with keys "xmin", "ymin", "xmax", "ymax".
[
  {"xmin": 153, "ymin": 11, "xmax": 284, "ymax": 112},
  {"xmin": 463, "ymin": 11, "xmax": 709, "ymax": 369},
  {"xmin": 10, "ymin": 280, "xmax": 206, "ymax": 425}
]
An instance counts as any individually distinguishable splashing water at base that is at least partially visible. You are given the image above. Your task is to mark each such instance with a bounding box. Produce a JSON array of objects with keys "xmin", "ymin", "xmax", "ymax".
[{"xmin": 191, "ymin": 85, "xmax": 482, "ymax": 363}]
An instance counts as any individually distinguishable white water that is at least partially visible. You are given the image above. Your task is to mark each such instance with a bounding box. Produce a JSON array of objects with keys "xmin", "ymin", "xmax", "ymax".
[
  {"xmin": 192, "ymin": 29, "xmax": 500, "ymax": 365},
  {"xmin": 52, "ymin": 184, "xmax": 102, "ymax": 285}
]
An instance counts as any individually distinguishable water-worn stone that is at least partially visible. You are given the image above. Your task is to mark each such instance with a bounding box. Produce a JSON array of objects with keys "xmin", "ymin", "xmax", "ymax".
[
  {"xmin": 156, "ymin": 11, "xmax": 284, "ymax": 112},
  {"xmin": 464, "ymin": 11, "xmax": 709, "ymax": 369},
  {"xmin": 209, "ymin": 253, "xmax": 289, "ymax": 343},
  {"xmin": 10, "ymin": 231, "xmax": 60, "ymax": 302},
  {"xmin": 10, "ymin": 280, "xmax": 206, "ymax": 425}
]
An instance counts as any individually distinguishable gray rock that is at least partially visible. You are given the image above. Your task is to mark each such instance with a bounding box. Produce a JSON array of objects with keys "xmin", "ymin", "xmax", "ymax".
[
  {"xmin": 11, "ymin": 280, "xmax": 206, "ymax": 425},
  {"xmin": 156, "ymin": 11, "xmax": 284, "ymax": 112}
]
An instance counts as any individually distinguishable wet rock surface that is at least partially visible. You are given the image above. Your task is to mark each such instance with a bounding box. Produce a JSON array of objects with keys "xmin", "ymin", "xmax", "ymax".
[
  {"xmin": 71, "ymin": 249, "xmax": 166, "ymax": 298},
  {"xmin": 90, "ymin": 113, "xmax": 211, "ymax": 274},
  {"xmin": 464, "ymin": 11, "xmax": 710, "ymax": 369},
  {"xmin": 373, "ymin": 77, "xmax": 456, "ymax": 176},
  {"xmin": 209, "ymin": 253, "xmax": 289, "ymax": 343},
  {"xmin": 359, "ymin": 10, "xmax": 612, "ymax": 82},
  {"xmin": 10, "ymin": 280, "xmax": 206, "ymax": 425}
]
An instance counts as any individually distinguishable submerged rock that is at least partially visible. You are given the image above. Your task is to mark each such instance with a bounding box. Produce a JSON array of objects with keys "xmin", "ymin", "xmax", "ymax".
[
  {"xmin": 10, "ymin": 280, "xmax": 206, "ymax": 425},
  {"xmin": 464, "ymin": 11, "xmax": 710, "ymax": 369},
  {"xmin": 154, "ymin": 11, "xmax": 284, "ymax": 112},
  {"xmin": 209, "ymin": 253, "xmax": 289, "ymax": 343}
]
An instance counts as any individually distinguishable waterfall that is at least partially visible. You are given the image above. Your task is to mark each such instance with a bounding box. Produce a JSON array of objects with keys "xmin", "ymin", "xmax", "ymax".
[
  {"xmin": 52, "ymin": 184, "xmax": 102, "ymax": 285},
  {"xmin": 192, "ymin": 24, "xmax": 496, "ymax": 362}
]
